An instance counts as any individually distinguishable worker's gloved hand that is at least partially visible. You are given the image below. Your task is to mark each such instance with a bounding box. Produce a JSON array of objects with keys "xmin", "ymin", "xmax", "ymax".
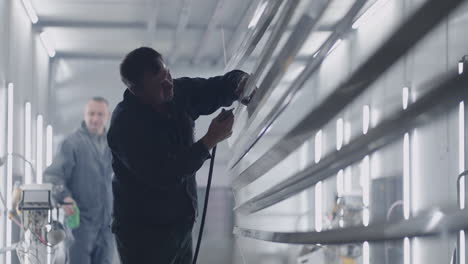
[
  {"xmin": 234, "ymin": 73, "xmax": 257, "ymax": 106},
  {"xmin": 62, "ymin": 196, "xmax": 77, "ymax": 216},
  {"xmin": 202, "ymin": 109, "xmax": 234, "ymax": 149}
]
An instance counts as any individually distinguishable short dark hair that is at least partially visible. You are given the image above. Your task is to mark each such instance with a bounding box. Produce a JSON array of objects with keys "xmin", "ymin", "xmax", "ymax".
[
  {"xmin": 120, "ymin": 47, "xmax": 163, "ymax": 89},
  {"xmin": 90, "ymin": 96, "xmax": 109, "ymax": 105}
]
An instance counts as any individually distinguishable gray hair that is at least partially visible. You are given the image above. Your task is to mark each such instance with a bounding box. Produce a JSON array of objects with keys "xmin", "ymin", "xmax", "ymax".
[{"xmin": 89, "ymin": 96, "xmax": 109, "ymax": 105}]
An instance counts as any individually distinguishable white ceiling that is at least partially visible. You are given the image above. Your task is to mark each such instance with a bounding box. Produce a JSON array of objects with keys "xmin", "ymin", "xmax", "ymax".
[
  {"xmin": 29, "ymin": 0, "xmax": 369, "ymax": 139},
  {"xmin": 32, "ymin": 0, "xmax": 254, "ymax": 64}
]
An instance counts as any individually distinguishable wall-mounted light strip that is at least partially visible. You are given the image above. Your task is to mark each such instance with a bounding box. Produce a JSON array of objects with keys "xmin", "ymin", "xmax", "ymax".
[
  {"xmin": 315, "ymin": 181, "xmax": 322, "ymax": 232},
  {"xmin": 459, "ymin": 61, "xmax": 464, "ymax": 75},
  {"xmin": 362, "ymin": 155, "xmax": 370, "ymax": 226},
  {"xmin": 460, "ymin": 101, "xmax": 465, "ymax": 210},
  {"xmin": 403, "ymin": 133, "xmax": 411, "ymax": 219},
  {"xmin": 461, "ymin": 230, "xmax": 466, "ymax": 264},
  {"xmin": 46, "ymin": 125, "xmax": 53, "ymax": 166},
  {"xmin": 314, "ymin": 130, "xmax": 322, "ymax": 163},
  {"xmin": 404, "ymin": 237, "xmax": 411, "ymax": 264},
  {"xmin": 352, "ymin": 0, "xmax": 390, "ymax": 29},
  {"xmin": 403, "ymin": 87, "xmax": 410, "ymax": 110},
  {"xmin": 363, "ymin": 105, "xmax": 370, "ymax": 134},
  {"xmin": 363, "ymin": 241, "xmax": 370, "ymax": 264},
  {"xmin": 6, "ymin": 83, "xmax": 14, "ymax": 264},
  {"xmin": 20, "ymin": 0, "xmax": 38, "ymax": 24},
  {"xmin": 39, "ymin": 32, "xmax": 56, "ymax": 58},
  {"xmin": 0, "ymin": 85, "xmax": 6, "ymax": 258},
  {"xmin": 36, "ymin": 115, "xmax": 43, "ymax": 184},
  {"xmin": 248, "ymin": 1, "xmax": 268, "ymax": 29},
  {"xmin": 336, "ymin": 118, "xmax": 344, "ymax": 150},
  {"xmin": 344, "ymin": 121, "xmax": 351, "ymax": 144},
  {"xmin": 24, "ymin": 102, "xmax": 32, "ymax": 184}
]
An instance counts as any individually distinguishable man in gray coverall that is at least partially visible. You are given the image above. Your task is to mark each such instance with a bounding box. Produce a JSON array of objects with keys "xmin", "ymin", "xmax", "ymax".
[{"xmin": 44, "ymin": 97, "xmax": 115, "ymax": 264}]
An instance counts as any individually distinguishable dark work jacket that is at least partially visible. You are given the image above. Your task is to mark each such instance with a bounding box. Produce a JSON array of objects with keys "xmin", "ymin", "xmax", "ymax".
[{"xmin": 107, "ymin": 70, "xmax": 247, "ymax": 227}]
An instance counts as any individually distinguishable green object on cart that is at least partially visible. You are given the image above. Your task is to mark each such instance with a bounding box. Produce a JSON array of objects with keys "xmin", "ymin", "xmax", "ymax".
[{"xmin": 65, "ymin": 206, "xmax": 80, "ymax": 229}]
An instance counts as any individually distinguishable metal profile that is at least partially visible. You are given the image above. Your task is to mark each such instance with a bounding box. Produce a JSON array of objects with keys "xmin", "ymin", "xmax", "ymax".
[
  {"xmin": 229, "ymin": 0, "xmax": 367, "ymax": 173},
  {"xmin": 233, "ymin": 0, "xmax": 305, "ymax": 118},
  {"xmin": 234, "ymin": 70, "xmax": 468, "ymax": 214},
  {"xmin": 225, "ymin": 0, "xmax": 284, "ymax": 71},
  {"xmin": 238, "ymin": 0, "xmax": 338, "ymax": 120},
  {"xmin": 234, "ymin": 207, "xmax": 468, "ymax": 245},
  {"xmin": 229, "ymin": 0, "xmax": 465, "ymax": 190}
]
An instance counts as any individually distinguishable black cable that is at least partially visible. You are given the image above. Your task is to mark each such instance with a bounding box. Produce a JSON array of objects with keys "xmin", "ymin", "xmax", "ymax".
[{"xmin": 192, "ymin": 145, "xmax": 217, "ymax": 264}]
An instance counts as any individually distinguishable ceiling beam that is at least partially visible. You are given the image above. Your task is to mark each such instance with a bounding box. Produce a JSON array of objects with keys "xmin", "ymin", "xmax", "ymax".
[
  {"xmin": 35, "ymin": 19, "xmax": 237, "ymax": 31},
  {"xmin": 168, "ymin": 0, "xmax": 192, "ymax": 65},
  {"xmin": 56, "ymin": 51, "xmax": 312, "ymax": 64},
  {"xmin": 191, "ymin": 0, "xmax": 227, "ymax": 65}
]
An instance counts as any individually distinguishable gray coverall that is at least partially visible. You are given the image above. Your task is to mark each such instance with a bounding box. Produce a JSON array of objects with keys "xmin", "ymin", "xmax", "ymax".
[{"xmin": 44, "ymin": 122, "xmax": 114, "ymax": 264}]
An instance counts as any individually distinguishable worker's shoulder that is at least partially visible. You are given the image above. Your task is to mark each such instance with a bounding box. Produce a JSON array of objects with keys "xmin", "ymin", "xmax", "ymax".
[
  {"xmin": 110, "ymin": 101, "xmax": 135, "ymax": 126},
  {"xmin": 58, "ymin": 130, "xmax": 82, "ymax": 151}
]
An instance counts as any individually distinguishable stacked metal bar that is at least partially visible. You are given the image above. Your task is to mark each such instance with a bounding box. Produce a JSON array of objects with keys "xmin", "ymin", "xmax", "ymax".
[{"xmin": 226, "ymin": 0, "xmax": 467, "ymax": 251}]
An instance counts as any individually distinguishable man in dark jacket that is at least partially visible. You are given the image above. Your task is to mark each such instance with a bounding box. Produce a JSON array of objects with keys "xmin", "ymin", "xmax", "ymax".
[
  {"xmin": 107, "ymin": 47, "xmax": 249, "ymax": 263},
  {"xmin": 44, "ymin": 97, "xmax": 115, "ymax": 264}
]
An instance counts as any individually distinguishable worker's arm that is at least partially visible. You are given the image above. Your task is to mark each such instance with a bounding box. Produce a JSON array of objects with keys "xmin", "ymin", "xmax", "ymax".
[
  {"xmin": 174, "ymin": 70, "xmax": 249, "ymax": 119},
  {"xmin": 43, "ymin": 139, "xmax": 76, "ymax": 215},
  {"xmin": 108, "ymin": 111, "xmax": 232, "ymax": 189}
]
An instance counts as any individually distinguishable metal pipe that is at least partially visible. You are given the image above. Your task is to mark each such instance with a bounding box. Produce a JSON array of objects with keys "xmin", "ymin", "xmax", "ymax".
[
  {"xmin": 229, "ymin": 0, "xmax": 465, "ymax": 190},
  {"xmin": 229, "ymin": 0, "xmax": 367, "ymax": 172},
  {"xmin": 234, "ymin": 207, "xmax": 468, "ymax": 245},
  {"xmin": 234, "ymin": 70, "xmax": 468, "ymax": 214}
]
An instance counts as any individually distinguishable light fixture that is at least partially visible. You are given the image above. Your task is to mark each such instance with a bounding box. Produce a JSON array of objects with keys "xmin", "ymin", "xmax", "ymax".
[
  {"xmin": 402, "ymin": 87, "xmax": 409, "ymax": 110},
  {"xmin": 248, "ymin": 1, "xmax": 268, "ymax": 29},
  {"xmin": 362, "ymin": 155, "xmax": 370, "ymax": 226},
  {"xmin": 336, "ymin": 118, "xmax": 344, "ymax": 150},
  {"xmin": 363, "ymin": 105, "xmax": 370, "ymax": 134},
  {"xmin": 6, "ymin": 83, "xmax": 14, "ymax": 263},
  {"xmin": 20, "ymin": 0, "xmax": 38, "ymax": 24},
  {"xmin": 299, "ymin": 142, "xmax": 309, "ymax": 170},
  {"xmin": 344, "ymin": 121, "xmax": 352, "ymax": 144},
  {"xmin": 461, "ymin": 230, "xmax": 466, "ymax": 264},
  {"xmin": 46, "ymin": 125, "xmax": 53, "ymax": 166},
  {"xmin": 403, "ymin": 133, "xmax": 410, "ymax": 219},
  {"xmin": 315, "ymin": 130, "xmax": 322, "ymax": 163},
  {"xmin": 315, "ymin": 181, "xmax": 322, "ymax": 232},
  {"xmin": 25, "ymin": 102, "xmax": 32, "ymax": 183},
  {"xmin": 0, "ymin": 85, "xmax": 6, "ymax": 255},
  {"xmin": 363, "ymin": 241, "xmax": 370, "ymax": 264},
  {"xmin": 299, "ymin": 189, "xmax": 309, "ymax": 230},
  {"xmin": 412, "ymin": 238, "xmax": 421, "ymax": 264},
  {"xmin": 404, "ymin": 237, "xmax": 411, "ymax": 264},
  {"xmin": 36, "ymin": 115, "xmax": 44, "ymax": 183},
  {"xmin": 352, "ymin": 0, "xmax": 390, "ymax": 29},
  {"xmin": 459, "ymin": 61, "xmax": 464, "ymax": 75},
  {"xmin": 460, "ymin": 102, "xmax": 465, "ymax": 209},
  {"xmin": 39, "ymin": 31, "xmax": 56, "ymax": 58},
  {"xmin": 363, "ymin": 208, "xmax": 370, "ymax": 227}
]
